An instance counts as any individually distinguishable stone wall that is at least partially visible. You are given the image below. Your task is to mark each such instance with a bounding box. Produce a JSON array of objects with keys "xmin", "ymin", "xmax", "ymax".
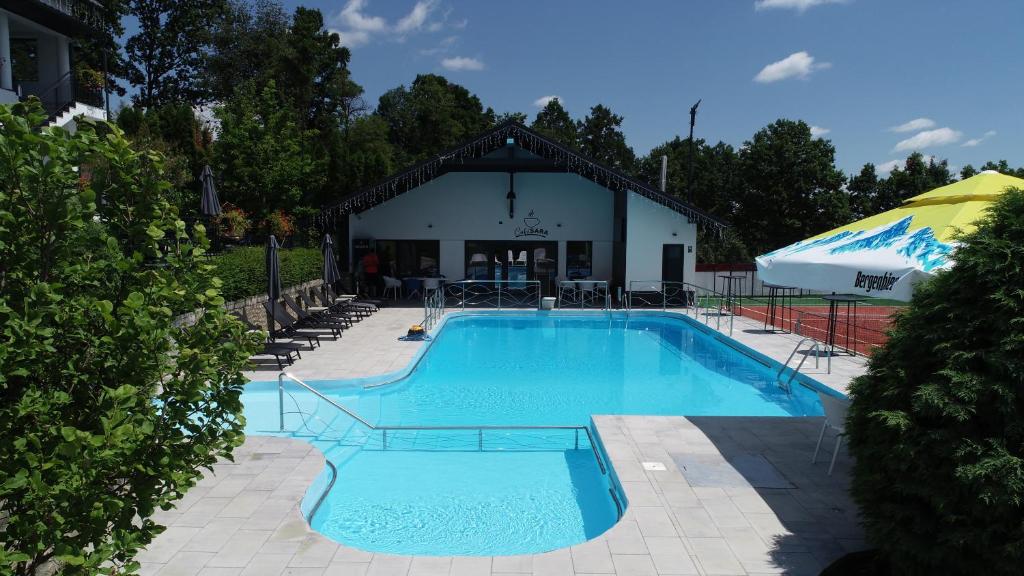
[{"xmin": 174, "ymin": 279, "xmax": 324, "ymax": 330}]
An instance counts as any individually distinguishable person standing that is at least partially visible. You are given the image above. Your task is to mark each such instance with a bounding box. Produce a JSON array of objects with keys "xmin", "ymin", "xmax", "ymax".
[{"xmin": 361, "ymin": 249, "xmax": 383, "ymax": 296}]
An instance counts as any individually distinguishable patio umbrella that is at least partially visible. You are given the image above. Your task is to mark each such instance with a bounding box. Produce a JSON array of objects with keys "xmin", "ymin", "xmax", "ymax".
[
  {"xmin": 199, "ymin": 165, "xmax": 221, "ymax": 216},
  {"xmin": 321, "ymin": 233, "xmax": 341, "ymax": 287},
  {"xmin": 756, "ymin": 170, "xmax": 1024, "ymax": 301},
  {"xmin": 266, "ymin": 235, "xmax": 282, "ymax": 302}
]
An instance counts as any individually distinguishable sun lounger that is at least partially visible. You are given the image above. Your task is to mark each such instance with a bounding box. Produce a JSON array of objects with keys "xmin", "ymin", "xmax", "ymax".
[
  {"xmin": 298, "ymin": 290, "xmax": 358, "ymax": 324},
  {"xmin": 281, "ymin": 294, "xmax": 348, "ymax": 335},
  {"xmin": 262, "ymin": 300, "xmax": 323, "ymax": 348}
]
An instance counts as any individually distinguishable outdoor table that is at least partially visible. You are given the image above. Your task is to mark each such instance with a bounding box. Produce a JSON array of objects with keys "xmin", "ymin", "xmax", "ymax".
[
  {"xmin": 717, "ymin": 274, "xmax": 746, "ymax": 316},
  {"xmin": 762, "ymin": 282, "xmax": 797, "ymax": 333},
  {"xmin": 822, "ymin": 294, "xmax": 863, "ymax": 356},
  {"xmin": 402, "ymin": 277, "xmax": 423, "ymax": 299}
]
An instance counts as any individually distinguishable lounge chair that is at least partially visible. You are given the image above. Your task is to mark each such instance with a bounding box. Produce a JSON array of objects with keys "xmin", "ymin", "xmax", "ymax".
[
  {"xmin": 262, "ymin": 301, "xmax": 323, "ymax": 348},
  {"xmin": 234, "ymin": 313, "xmax": 310, "ymax": 354},
  {"xmin": 281, "ymin": 294, "xmax": 348, "ymax": 335},
  {"xmin": 298, "ymin": 290, "xmax": 358, "ymax": 324},
  {"xmin": 325, "ymin": 285, "xmax": 380, "ymax": 312}
]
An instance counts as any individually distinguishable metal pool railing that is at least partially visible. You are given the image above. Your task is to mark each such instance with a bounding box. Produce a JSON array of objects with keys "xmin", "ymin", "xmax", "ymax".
[
  {"xmin": 444, "ymin": 280, "xmax": 542, "ymax": 310},
  {"xmin": 556, "ymin": 280, "xmax": 611, "ymax": 310},
  {"xmin": 276, "ymin": 372, "xmax": 609, "ymax": 473},
  {"xmin": 422, "ymin": 285, "xmax": 445, "ymax": 330},
  {"xmin": 625, "ymin": 280, "xmax": 736, "ymax": 335}
]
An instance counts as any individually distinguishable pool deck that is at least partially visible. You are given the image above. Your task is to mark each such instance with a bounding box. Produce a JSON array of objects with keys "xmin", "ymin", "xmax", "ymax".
[{"xmin": 143, "ymin": 306, "xmax": 868, "ymax": 576}]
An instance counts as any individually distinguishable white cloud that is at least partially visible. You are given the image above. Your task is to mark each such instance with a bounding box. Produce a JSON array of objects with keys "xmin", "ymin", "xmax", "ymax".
[
  {"xmin": 810, "ymin": 125, "xmax": 830, "ymax": 137},
  {"xmin": 888, "ymin": 117, "xmax": 936, "ymax": 133},
  {"xmin": 336, "ymin": 0, "xmax": 387, "ymax": 33},
  {"xmin": 754, "ymin": 0, "xmax": 847, "ymax": 11},
  {"xmin": 893, "ymin": 127, "xmax": 962, "ymax": 152},
  {"xmin": 961, "ymin": 130, "xmax": 996, "ymax": 147},
  {"xmin": 754, "ymin": 51, "xmax": 830, "ymax": 83},
  {"xmin": 441, "ymin": 56, "xmax": 484, "ymax": 71},
  {"xmin": 418, "ymin": 35, "xmax": 457, "ymax": 56},
  {"xmin": 395, "ymin": 0, "xmax": 436, "ymax": 34},
  {"xmin": 332, "ymin": 0, "xmax": 444, "ymax": 48},
  {"xmin": 533, "ymin": 95, "xmax": 562, "ymax": 108}
]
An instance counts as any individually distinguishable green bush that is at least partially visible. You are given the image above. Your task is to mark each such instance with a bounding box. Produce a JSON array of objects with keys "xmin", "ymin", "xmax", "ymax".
[
  {"xmin": 847, "ymin": 188, "xmax": 1024, "ymax": 574},
  {"xmin": 0, "ymin": 101, "xmax": 259, "ymax": 574},
  {"xmin": 211, "ymin": 246, "xmax": 323, "ymax": 302}
]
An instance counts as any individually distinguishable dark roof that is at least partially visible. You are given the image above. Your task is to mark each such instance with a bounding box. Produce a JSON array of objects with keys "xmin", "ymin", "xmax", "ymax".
[{"xmin": 318, "ymin": 121, "xmax": 727, "ymax": 233}]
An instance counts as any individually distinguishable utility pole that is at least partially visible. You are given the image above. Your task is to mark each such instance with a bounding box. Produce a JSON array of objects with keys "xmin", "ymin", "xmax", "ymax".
[{"xmin": 687, "ymin": 99, "xmax": 701, "ymax": 205}]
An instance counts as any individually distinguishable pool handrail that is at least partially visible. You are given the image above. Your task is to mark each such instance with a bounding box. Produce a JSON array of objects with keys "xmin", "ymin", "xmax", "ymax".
[{"xmin": 277, "ymin": 372, "xmax": 608, "ymax": 475}]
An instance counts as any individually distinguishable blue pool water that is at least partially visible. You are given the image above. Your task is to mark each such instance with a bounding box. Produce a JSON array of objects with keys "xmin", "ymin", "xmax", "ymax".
[{"xmin": 243, "ymin": 312, "xmax": 827, "ymax": 556}]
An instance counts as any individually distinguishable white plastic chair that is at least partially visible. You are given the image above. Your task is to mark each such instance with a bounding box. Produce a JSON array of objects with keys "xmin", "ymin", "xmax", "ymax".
[
  {"xmin": 812, "ymin": 391, "xmax": 850, "ymax": 475},
  {"xmin": 423, "ymin": 278, "xmax": 442, "ymax": 299},
  {"xmin": 515, "ymin": 251, "xmax": 527, "ymax": 266},
  {"xmin": 382, "ymin": 275, "xmax": 402, "ymax": 300}
]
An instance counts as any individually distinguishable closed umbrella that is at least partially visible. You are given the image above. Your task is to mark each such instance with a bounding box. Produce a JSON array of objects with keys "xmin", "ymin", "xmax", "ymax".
[
  {"xmin": 266, "ymin": 235, "xmax": 282, "ymax": 302},
  {"xmin": 199, "ymin": 165, "xmax": 221, "ymax": 216},
  {"xmin": 756, "ymin": 171, "xmax": 1024, "ymax": 300},
  {"xmin": 321, "ymin": 233, "xmax": 341, "ymax": 288}
]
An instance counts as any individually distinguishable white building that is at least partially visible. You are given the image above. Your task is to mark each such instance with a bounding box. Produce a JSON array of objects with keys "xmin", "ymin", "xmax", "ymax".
[
  {"xmin": 0, "ymin": 0, "xmax": 108, "ymax": 129},
  {"xmin": 321, "ymin": 122, "xmax": 725, "ymax": 298}
]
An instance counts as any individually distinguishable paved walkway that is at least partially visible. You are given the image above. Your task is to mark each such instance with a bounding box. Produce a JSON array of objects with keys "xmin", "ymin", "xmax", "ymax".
[{"xmin": 142, "ymin": 304, "xmax": 867, "ymax": 576}]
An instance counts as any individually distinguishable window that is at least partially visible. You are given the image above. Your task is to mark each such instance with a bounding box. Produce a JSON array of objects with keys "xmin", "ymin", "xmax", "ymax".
[
  {"xmin": 375, "ymin": 240, "xmax": 440, "ymax": 277},
  {"xmin": 11, "ymin": 39, "xmax": 39, "ymax": 83},
  {"xmin": 566, "ymin": 241, "xmax": 593, "ymax": 279}
]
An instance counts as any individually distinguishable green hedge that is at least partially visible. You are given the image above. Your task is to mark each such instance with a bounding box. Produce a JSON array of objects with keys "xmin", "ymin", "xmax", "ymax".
[{"xmin": 210, "ymin": 246, "xmax": 323, "ymax": 302}]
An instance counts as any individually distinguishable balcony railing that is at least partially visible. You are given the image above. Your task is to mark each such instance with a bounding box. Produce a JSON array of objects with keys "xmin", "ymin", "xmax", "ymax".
[{"xmin": 35, "ymin": 0, "xmax": 106, "ymax": 30}]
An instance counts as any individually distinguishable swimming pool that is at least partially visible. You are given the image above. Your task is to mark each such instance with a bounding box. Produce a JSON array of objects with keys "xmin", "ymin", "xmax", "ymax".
[{"xmin": 243, "ymin": 312, "xmax": 830, "ymax": 556}]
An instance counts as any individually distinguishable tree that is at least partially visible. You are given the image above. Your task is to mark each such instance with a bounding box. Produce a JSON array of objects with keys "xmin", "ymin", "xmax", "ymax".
[
  {"xmin": 331, "ymin": 115, "xmax": 395, "ymax": 197},
  {"xmin": 531, "ymin": 98, "xmax": 577, "ymax": 147},
  {"xmin": 846, "ymin": 188, "xmax": 1024, "ymax": 575},
  {"xmin": 734, "ymin": 119, "xmax": 849, "ymax": 255},
  {"xmin": 0, "ymin": 101, "xmax": 258, "ymax": 575},
  {"xmin": 960, "ymin": 164, "xmax": 978, "ymax": 180},
  {"xmin": 577, "ymin": 104, "xmax": 636, "ymax": 172},
  {"xmin": 213, "ymin": 80, "xmax": 326, "ymax": 218},
  {"xmin": 877, "ymin": 152, "xmax": 953, "ymax": 211},
  {"xmin": 848, "ymin": 163, "xmax": 881, "ymax": 219},
  {"xmin": 116, "ymin": 104, "xmax": 214, "ymax": 216},
  {"xmin": 494, "ymin": 111, "xmax": 528, "ymax": 125},
  {"xmin": 125, "ymin": 0, "xmax": 226, "ymax": 107},
  {"xmin": 978, "ymin": 159, "xmax": 1024, "ymax": 178},
  {"xmin": 205, "ymin": 0, "xmax": 289, "ymax": 102},
  {"xmin": 376, "ymin": 74, "xmax": 495, "ymax": 167}
]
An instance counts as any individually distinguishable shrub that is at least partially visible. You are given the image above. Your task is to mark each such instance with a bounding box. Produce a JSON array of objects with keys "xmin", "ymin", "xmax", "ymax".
[
  {"xmin": 846, "ymin": 188, "xmax": 1024, "ymax": 574},
  {"xmin": 210, "ymin": 246, "xmax": 323, "ymax": 302},
  {"xmin": 0, "ymin": 101, "xmax": 260, "ymax": 575}
]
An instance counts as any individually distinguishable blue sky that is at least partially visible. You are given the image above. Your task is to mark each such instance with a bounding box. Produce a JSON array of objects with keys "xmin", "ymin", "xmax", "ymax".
[{"xmin": 132, "ymin": 0, "xmax": 1024, "ymax": 176}]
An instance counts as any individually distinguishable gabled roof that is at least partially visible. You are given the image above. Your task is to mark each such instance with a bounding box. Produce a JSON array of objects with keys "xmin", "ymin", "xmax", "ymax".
[{"xmin": 317, "ymin": 121, "xmax": 727, "ymax": 233}]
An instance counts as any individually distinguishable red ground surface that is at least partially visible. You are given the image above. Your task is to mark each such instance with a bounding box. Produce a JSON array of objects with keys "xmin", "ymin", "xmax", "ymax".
[{"xmin": 736, "ymin": 305, "xmax": 902, "ymax": 356}]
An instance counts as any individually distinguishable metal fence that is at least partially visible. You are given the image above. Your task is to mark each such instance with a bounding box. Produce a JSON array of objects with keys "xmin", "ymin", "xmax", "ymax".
[
  {"xmin": 443, "ymin": 280, "xmax": 542, "ymax": 310},
  {"xmin": 556, "ymin": 280, "xmax": 610, "ymax": 310}
]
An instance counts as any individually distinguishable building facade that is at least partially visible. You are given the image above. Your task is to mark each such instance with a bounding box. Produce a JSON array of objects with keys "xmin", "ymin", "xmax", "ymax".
[
  {"xmin": 0, "ymin": 0, "xmax": 107, "ymax": 129},
  {"xmin": 321, "ymin": 122, "xmax": 724, "ymax": 296}
]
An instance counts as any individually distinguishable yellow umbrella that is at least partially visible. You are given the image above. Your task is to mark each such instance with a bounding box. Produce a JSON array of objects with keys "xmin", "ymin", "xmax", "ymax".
[{"xmin": 756, "ymin": 171, "xmax": 1024, "ymax": 300}]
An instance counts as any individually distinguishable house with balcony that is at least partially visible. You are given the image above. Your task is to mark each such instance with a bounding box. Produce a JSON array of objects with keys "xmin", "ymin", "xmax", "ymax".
[{"xmin": 0, "ymin": 0, "xmax": 107, "ymax": 129}]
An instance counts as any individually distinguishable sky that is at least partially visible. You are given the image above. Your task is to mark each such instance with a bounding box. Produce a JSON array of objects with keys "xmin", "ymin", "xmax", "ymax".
[{"xmin": 128, "ymin": 0, "xmax": 1024, "ymax": 176}]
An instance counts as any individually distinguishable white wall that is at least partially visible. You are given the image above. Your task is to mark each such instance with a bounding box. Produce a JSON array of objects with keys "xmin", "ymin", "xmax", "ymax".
[
  {"xmin": 624, "ymin": 191, "xmax": 698, "ymax": 287},
  {"xmin": 349, "ymin": 171, "xmax": 616, "ymax": 279}
]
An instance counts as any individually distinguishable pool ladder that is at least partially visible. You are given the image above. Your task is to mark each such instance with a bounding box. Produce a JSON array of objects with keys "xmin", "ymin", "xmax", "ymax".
[{"xmin": 777, "ymin": 337, "xmax": 825, "ymax": 393}]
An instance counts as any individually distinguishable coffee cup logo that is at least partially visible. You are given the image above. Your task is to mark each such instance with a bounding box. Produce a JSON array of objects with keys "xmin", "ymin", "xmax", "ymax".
[{"xmin": 514, "ymin": 210, "xmax": 549, "ymax": 238}]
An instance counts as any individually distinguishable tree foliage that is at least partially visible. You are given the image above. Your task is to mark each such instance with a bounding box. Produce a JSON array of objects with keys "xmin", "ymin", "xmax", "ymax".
[
  {"xmin": 577, "ymin": 104, "xmax": 636, "ymax": 173},
  {"xmin": 846, "ymin": 188, "xmax": 1024, "ymax": 575},
  {"xmin": 125, "ymin": 0, "xmax": 226, "ymax": 107},
  {"xmin": 213, "ymin": 80, "xmax": 326, "ymax": 218},
  {"xmin": 732, "ymin": 119, "xmax": 848, "ymax": 256},
  {"xmin": 376, "ymin": 74, "xmax": 495, "ymax": 166},
  {"xmin": 531, "ymin": 98, "xmax": 578, "ymax": 148},
  {"xmin": 0, "ymin": 101, "xmax": 259, "ymax": 575}
]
